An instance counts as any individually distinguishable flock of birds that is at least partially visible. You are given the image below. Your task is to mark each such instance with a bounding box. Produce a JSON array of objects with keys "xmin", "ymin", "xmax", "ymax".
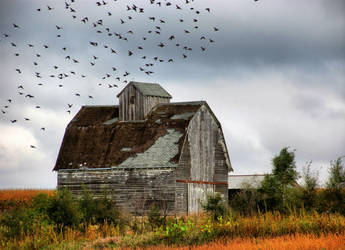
[{"xmin": 1, "ymin": 0, "xmax": 258, "ymax": 149}]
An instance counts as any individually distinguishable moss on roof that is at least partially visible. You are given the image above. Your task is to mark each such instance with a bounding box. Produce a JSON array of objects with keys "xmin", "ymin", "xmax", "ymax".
[{"xmin": 53, "ymin": 102, "xmax": 203, "ymax": 171}]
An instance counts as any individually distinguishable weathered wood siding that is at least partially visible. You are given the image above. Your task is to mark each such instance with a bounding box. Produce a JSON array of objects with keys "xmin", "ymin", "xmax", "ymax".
[
  {"xmin": 58, "ymin": 168, "xmax": 176, "ymax": 215},
  {"xmin": 118, "ymin": 84, "xmax": 170, "ymax": 121},
  {"xmin": 175, "ymin": 140, "xmax": 191, "ymax": 214},
  {"xmin": 186, "ymin": 105, "xmax": 229, "ymax": 213}
]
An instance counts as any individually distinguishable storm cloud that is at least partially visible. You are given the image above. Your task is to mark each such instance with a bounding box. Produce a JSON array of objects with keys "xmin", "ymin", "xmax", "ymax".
[{"xmin": 0, "ymin": 0, "xmax": 344, "ymax": 188}]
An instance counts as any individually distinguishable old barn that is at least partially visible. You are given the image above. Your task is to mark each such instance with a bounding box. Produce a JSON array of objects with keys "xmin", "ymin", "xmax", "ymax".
[{"xmin": 54, "ymin": 81, "xmax": 232, "ymax": 215}]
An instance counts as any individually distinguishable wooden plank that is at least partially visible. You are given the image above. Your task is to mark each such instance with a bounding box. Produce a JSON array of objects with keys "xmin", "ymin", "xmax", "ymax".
[{"xmin": 176, "ymin": 179, "xmax": 227, "ymax": 186}]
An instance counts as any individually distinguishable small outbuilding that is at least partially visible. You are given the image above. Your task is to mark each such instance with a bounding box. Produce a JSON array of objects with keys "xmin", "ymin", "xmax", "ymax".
[{"xmin": 54, "ymin": 81, "xmax": 232, "ymax": 215}]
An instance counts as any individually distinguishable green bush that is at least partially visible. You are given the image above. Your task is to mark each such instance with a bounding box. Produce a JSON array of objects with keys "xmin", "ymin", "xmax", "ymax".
[
  {"xmin": 229, "ymin": 188, "xmax": 263, "ymax": 216},
  {"xmin": 0, "ymin": 207, "xmax": 39, "ymax": 239},
  {"xmin": 148, "ymin": 204, "xmax": 165, "ymax": 229},
  {"xmin": 202, "ymin": 192, "xmax": 227, "ymax": 221},
  {"xmin": 47, "ymin": 188, "xmax": 83, "ymax": 228},
  {"xmin": 79, "ymin": 188, "xmax": 123, "ymax": 226}
]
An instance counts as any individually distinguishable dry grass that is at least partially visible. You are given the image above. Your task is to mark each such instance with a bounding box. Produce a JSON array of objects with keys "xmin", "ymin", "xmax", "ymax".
[{"xmin": 143, "ymin": 233, "xmax": 345, "ymax": 250}]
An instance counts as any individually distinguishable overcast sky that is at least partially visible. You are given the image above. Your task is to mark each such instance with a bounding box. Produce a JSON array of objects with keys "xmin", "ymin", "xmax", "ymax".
[{"xmin": 0, "ymin": 0, "xmax": 344, "ymax": 189}]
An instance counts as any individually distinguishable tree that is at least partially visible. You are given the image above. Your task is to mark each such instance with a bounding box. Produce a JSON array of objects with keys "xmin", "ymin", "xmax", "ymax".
[
  {"xmin": 327, "ymin": 156, "xmax": 345, "ymax": 189},
  {"xmin": 300, "ymin": 161, "xmax": 318, "ymax": 210},
  {"xmin": 272, "ymin": 147, "xmax": 299, "ymax": 186},
  {"xmin": 260, "ymin": 147, "xmax": 300, "ymax": 211}
]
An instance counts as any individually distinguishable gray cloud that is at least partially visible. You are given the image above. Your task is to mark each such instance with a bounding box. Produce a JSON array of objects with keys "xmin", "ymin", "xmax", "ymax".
[{"xmin": 0, "ymin": 0, "xmax": 344, "ymax": 188}]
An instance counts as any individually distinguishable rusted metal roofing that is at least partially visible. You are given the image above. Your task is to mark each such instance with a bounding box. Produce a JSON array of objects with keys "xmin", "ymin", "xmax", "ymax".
[
  {"xmin": 116, "ymin": 81, "xmax": 172, "ymax": 98},
  {"xmin": 54, "ymin": 102, "xmax": 203, "ymax": 170}
]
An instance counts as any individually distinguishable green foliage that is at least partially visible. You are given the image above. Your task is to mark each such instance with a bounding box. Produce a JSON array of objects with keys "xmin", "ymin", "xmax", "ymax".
[
  {"xmin": 272, "ymin": 147, "xmax": 299, "ymax": 186},
  {"xmin": 300, "ymin": 162, "xmax": 318, "ymax": 210},
  {"xmin": 327, "ymin": 157, "xmax": 345, "ymax": 189},
  {"xmin": 79, "ymin": 188, "xmax": 121, "ymax": 225},
  {"xmin": 47, "ymin": 188, "xmax": 83, "ymax": 228},
  {"xmin": 202, "ymin": 192, "xmax": 227, "ymax": 221},
  {"xmin": 258, "ymin": 147, "xmax": 300, "ymax": 212},
  {"xmin": 229, "ymin": 183, "xmax": 263, "ymax": 216},
  {"xmin": 148, "ymin": 204, "xmax": 165, "ymax": 229},
  {"xmin": 0, "ymin": 207, "xmax": 39, "ymax": 239},
  {"xmin": 317, "ymin": 188, "xmax": 345, "ymax": 215}
]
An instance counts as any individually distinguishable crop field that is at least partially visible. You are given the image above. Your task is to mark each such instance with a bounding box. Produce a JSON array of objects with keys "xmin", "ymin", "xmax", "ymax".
[
  {"xmin": 0, "ymin": 189, "xmax": 344, "ymax": 249},
  {"xmin": 0, "ymin": 189, "xmax": 55, "ymax": 210}
]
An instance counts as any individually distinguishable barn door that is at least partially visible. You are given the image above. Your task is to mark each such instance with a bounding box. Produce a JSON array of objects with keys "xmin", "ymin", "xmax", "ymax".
[{"xmin": 188, "ymin": 183, "xmax": 214, "ymax": 214}]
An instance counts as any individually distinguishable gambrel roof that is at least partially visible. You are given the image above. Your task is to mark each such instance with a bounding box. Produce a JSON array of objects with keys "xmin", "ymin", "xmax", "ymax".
[{"xmin": 54, "ymin": 101, "xmax": 221, "ymax": 170}]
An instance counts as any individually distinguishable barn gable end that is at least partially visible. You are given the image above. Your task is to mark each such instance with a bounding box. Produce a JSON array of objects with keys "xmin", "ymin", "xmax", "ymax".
[{"xmin": 54, "ymin": 82, "xmax": 231, "ymax": 215}]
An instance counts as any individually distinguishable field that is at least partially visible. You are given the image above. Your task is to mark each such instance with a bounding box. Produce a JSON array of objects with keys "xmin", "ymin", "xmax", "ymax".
[
  {"xmin": 0, "ymin": 189, "xmax": 344, "ymax": 249},
  {"xmin": 0, "ymin": 189, "xmax": 55, "ymax": 210}
]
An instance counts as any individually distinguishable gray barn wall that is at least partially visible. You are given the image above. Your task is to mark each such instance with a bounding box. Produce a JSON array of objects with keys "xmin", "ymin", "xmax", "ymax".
[
  {"xmin": 58, "ymin": 168, "xmax": 176, "ymax": 215},
  {"xmin": 186, "ymin": 105, "xmax": 229, "ymax": 213}
]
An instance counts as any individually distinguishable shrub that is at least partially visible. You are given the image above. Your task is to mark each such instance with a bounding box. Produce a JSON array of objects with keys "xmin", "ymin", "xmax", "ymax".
[
  {"xmin": 0, "ymin": 207, "xmax": 39, "ymax": 239},
  {"xmin": 47, "ymin": 188, "xmax": 83, "ymax": 228},
  {"xmin": 79, "ymin": 188, "xmax": 122, "ymax": 226},
  {"xmin": 202, "ymin": 192, "xmax": 227, "ymax": 221},
  {"xmin": 148, "ymin": 204, "xmax": 165, "ymax": 229},
  {"xmin": 229, "ymin": 184, "xmax": 263, "ymax": 216}
]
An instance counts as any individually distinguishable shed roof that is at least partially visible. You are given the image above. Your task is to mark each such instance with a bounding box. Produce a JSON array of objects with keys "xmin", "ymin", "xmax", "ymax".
[
  {"xmin": 116, "ymin": 81, "xmax": 172, "ymax": 98},
  {"xmin": 54, "ymin": 101, "xmax": 203, "ymax": 171},
  {"xmin": 228, "ymin": 175, "xmax": 266, "ymax": 189}
]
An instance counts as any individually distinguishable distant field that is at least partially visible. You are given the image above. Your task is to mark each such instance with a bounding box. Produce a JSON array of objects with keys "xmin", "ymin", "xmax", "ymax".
[{"xmin": 0, "ymin": 189, "xmax": 55, "ymax": 210}]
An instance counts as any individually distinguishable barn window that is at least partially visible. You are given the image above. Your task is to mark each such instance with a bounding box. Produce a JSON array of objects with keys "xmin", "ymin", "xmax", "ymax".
[{"xmin": 130, "ymin": 95, "xmax": 135, "ymax": 104}]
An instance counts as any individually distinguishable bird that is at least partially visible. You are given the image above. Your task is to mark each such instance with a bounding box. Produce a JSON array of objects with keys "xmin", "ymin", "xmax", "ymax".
[
  {"xmin": 24, "ymin": 118, "xmax": 30, "ymax": 121},
  {"xmin": 68, "ymin": 104, "xmax": 73, "ymax": 108},
  {"xmin": 30, "ymin": 145, "xmax": 36, "ymax": 149},
  {"xmin": 13, "ymin": 23, "xmax": 19, "ymax": 28},
  {"xmin": 128, "ymin": 50, "xmax": 133, "ymax": 56},
  {"xmin": 11, "ymin": 120, "xmax": 17, "ymax": 123},
  {"xmin": 41, "ymin": 127, "xmax": 45, "ymax": 131},
  {"xmin": 56, "ymin": 25, "xmax": 62, "ymax": 29}
]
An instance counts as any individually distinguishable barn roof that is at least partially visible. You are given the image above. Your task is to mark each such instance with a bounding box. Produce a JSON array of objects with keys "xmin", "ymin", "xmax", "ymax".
[
  {"xmin": 54, "ymin": 101, "xmax": 205, "ymax": 171},
  {"xmin": 116, "ymin": 81, "xmax": 172, "ymax": 98}
]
